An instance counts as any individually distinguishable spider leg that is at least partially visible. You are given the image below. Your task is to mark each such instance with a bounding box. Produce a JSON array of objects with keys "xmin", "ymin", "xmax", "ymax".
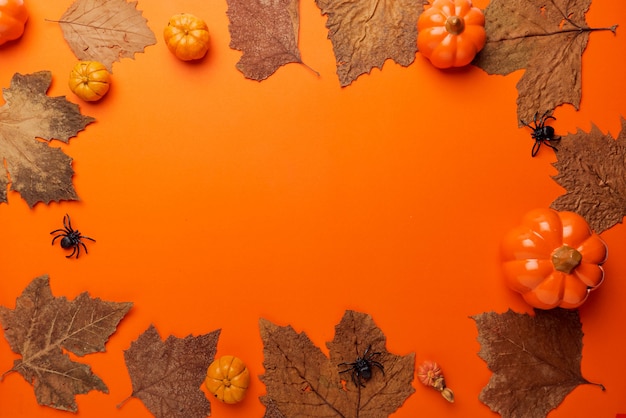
[
  {"xmin": 544, "ymin": 141, "xmax": 559, "ymax": 152},
  {"xmin": 64, "ymin": 214, "xmax": 73, "ymax": 231},
  {"xmin": 81, "ymin": 235, "xmax": 96, "ymax": 242},
  {"xmin": 80, "ymin": 241, "xmax": 89, "ymax": 255},
  {"xmin": 66, "ymin": 246, "xmax": 77, "ymax": 259},
  {"xmin": 371, "ymin": 361, "xmax": 385, "ymax": 375},
  {"xmin": 532, "ymin": 139, "xmax": 542, "ymax": 157},
  {"xmin": 51, "ymin": 234, "xmax": 63, "ymax": 245},
  {"xmin": 50, "ymin": 228, "xmax": 66, "ymax": 235},
  {"xmin": 352, "ymin": 370, "xmax": 364, "ymax": 388}
]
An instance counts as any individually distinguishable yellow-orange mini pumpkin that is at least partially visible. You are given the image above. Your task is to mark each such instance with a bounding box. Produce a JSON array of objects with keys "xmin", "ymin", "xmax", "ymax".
[
  {"xmin": 417, "ymin": 0, "xmax": 486, "ymax": 69},
  {"xmin": 68, "ymin": 61, "xmax": 111, "ymax": 102},
  {"xmin": 163, "ymin": 13, "xmax": 210, "ymax": 61},
  {"xmin": 501, "ymin": 208, "xmax": 608, "ymax": 310},
  {"xmin": 0, "ymin": 0, "xmax": 28, "ymax": 46},
  {"xmin": 205, "ymin": 355, "xmax": 249, "ymax": 404}
]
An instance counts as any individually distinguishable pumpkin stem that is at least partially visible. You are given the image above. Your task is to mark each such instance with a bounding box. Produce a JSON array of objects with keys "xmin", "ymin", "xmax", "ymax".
[
  {"xmin": 551, "ymin": 245, "xmax": 582, "ymax": 274},
  {"xmin": 445, "ymin": 16, "xmax": 465, "ymax": 35}
]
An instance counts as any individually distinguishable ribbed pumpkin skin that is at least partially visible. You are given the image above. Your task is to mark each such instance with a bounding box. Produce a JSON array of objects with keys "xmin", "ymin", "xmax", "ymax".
[{"xmin": 205, "ymin": 355, "xmax": 250, "ymax": 404}]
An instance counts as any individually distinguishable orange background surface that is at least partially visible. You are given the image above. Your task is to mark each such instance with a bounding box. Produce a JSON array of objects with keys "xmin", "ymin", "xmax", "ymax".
[{"xmin": 1, "ymin": 1, "xmax": 626, "ymax": 417}]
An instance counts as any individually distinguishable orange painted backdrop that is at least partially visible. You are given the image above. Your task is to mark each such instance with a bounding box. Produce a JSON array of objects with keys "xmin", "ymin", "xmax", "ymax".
[{"xmin": 1, "ymin": 1, "xmax": 625, "ymax": 417}]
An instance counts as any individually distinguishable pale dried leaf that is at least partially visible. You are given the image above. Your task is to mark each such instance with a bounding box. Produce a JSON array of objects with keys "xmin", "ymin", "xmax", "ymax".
[
  {"xmin": 0, "ymin": 71, "xmax": 94, "ymax": 206},
  {"xmin": 315, "ymin": 0, "xmax": 423, "ymax": 86},
  {"xmin": 58, "ymin": 0, "xmax": 156, "ymax": 71},
  {"xmin": 550, "ymin": 118, "xmax": 626, "ymax": 233},
  {"xmin": 0, "ymin": 275, "xmax": 132, "ymax": 412}
]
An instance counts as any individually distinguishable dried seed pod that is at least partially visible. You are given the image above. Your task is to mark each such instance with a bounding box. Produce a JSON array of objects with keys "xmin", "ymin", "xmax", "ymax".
[{"xmin": 417, "ymin": 360, "xmax": 454, "ymax": 403}]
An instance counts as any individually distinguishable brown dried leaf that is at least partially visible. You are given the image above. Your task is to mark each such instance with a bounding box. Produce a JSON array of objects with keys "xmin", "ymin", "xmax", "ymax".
[
  {"xmin": 122, "ymin": 324, "xmax": 221, "ymax": 418},
  {"xmin": 0, "ymin": 71, "xmax": 94, "ymax": 207},
  {"xmin": 550, "ymin": 118, "xmax": 626, "ymax": 233},
  {"xmin": 472, "ymin": 309, "xmax": 604, "ymax": 418},
  {"xmin": 259, "ymin": 310, "xmax": 415, "ymax": 418},
  {"xmin": 474, "ymin": 0, "xmax": 617, "ymax": 124},
  {"xmin": 0, "ymin": 275, "xmax": 132, "ymax": 412},
  {"xmin": 58, "ymin": 0, "xmax": 156, "ymax": 71},
  {"xmin": 315, "ymin": 0, "xmax": 423, "ymax": 86},
  {"xmin": 227, "ymin": 0, "xmax": 304, "ymax": 81}
]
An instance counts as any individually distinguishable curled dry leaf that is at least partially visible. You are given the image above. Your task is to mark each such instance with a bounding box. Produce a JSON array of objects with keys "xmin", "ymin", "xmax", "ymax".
[
  {"xmin": 550, "ymin": 117, "xmax": 626, "ymax": 233},
  {"xmin": 0, "ymin": 71, "xmax": 94, "ymax": 207},
  {"xmin": 57, "ymin": 0, "xmax": 156, "ymax": 71},
  {"xmin": 259, "ymin": 310, "xmax": 415, "ymax": 418},
  {"xmin": 227, "ymin": 0, "xmax": 305, "ymax": 81},
  {"xmin": 121, "ymin": 324, "xmax": 221, "ymax": 418},
  {"xmin": 473, "ymin": 0, "xmax": 617, "ymax": 123},
  {"xmin": 315, "ymin": 0, "xmax": 423, "ymax": 86},
  {"xmin": 0, "ymin": 275, "xmax": 132, "ymax": 412},
  {"xmin": 472, "ymin": 309, "xmax": 604, "ymax": 418}
]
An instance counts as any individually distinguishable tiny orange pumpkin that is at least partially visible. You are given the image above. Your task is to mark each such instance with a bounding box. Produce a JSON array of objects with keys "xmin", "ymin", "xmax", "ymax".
[
  {"xmin": 163, "ymin": 13, "xmax": 210, "ymax": 61},
  {"xmin": 205, "ymin": 355, "xmax": 249, "ymax": 404},
  {"xmin": 501, "ymin": 208, "xmax": 608, "ymax": 309},
  {"xmin": 0, "ymin": 0, "xmax": 29, "ymax": 46},
  {"xmin": 68, "ymin": 61, "xmax": 111, "ymax": 102},
  {"xmin": 417, "ymin": 0, "xmax": 486, "ymax": 69}
]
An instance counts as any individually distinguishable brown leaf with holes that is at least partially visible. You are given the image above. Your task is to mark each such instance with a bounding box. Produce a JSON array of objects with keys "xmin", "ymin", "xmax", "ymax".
[
  {"xmin": 0, "ymin": 275, "xmax": 132, "ymax": 412},
  {"xmin": 259, "ymin": 310, "xmax": 415, "ymax": 418},
  {"xmin": 0, "ymin": 71, "xmax": 94, "ymax": 207},
  {"xmin": 58, "ymin": 0, "xmax": 156, "ymax": 71},
  {"xmin": 227, "ymin": 0, "xmax": 305, "ymax": 81},
  {"xmin": 550, "ymin": 117, "xmax": 626, "ymax": 233},
  {"xmin": 121, "ymin": 324, "xmax": 221, "ymax": 418},
  {"xmin": 315, "ymin": 0, "xmax": 423, "ymax": 86},
  {"xmin": 474, "ymin": 0, "xmax": 617, "ymax": 124},
  {"xmin": 472, "ymin": 309, "xmax": 604, "ymax": 418}
]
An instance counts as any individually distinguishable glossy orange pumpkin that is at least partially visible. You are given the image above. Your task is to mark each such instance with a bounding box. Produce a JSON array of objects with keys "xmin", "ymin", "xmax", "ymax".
[
  {"xmin": 501, "ymin": 208, "xmax": 608, "ymax": 309},
  {"xmin": 417, "ymin": 0, "xmax": 486, "ymax": 69},
  {"xmin": 205, "ymin": 355, "xmax": 249, "ymax": 404},
  {"xmin": 68, "ymin": 61, "xmax": 111, "ymax": 102},
  {"xmin": 163, "ymin": 13, "xmax": 210, "ymax": 61},
  {"xmin": 0, "ymin": 0, "xmax": 28, "ymax": 46}
]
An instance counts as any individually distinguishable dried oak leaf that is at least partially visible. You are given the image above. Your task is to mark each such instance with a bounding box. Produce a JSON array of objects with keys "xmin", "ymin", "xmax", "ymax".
[
  {"xmin": 472, "ymin": 309, "xmax": 604, "ymax": 418},
  {"xmin": 227, "ymin": 0, "xmax": 305, "ymax": 81},
  {"xmin": 315, "ymin": 0, "xmax": 423, "ymax": 86},
  {"xmin": 550, "ymin": 118, "xmax": 626, "ymax": 233},
  {"xmin": 0, "ymin": 275, "xmax": 132, "ymax": 412},
  {"xmin": 0, "ymin": 71, "xmax": 95, "ymax": 207},
  {"xmin": 473, "ymin": 0, "xmax": 617, "ymax": 124},
  {"xmin": 259, "ymin": 310, "xmax": 415, "ymax": 418},
  {"xmin": 121, "ymin": 324, "xmax": 221, "ymax": 418},
  {"xmin": 58, "ymin": 0, "xmax": 156, "ymax": 71}
]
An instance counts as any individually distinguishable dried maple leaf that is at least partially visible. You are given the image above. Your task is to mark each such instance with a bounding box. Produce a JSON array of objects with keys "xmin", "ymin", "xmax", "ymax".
[
  {"xmin": 227, "ymin": 0, "xmax": 306, "ymax": 81},
  {"xmin": 120, "ymin": 324, "xmax": 221, "ymax": 418},
  {"xmin": 474, "ymin": 0, "xmax": 617, "ymax": 124},
  {"xmin": 550, "ymin": 118, "xmax": 626, "ymax": 233},
  {"xmin": 0, "ymin": 71, "xmax": 94, "ymax": 207},
  {"xmin": 57, "ymin": 0, "xmax": 156, "ymax": 71},
  {"xmin": 259, "ymin": 310, "xmax": 415, "ymax": 418},
  {"xmin": 315, "ymin": 0, "xmax": 423, "ymax": 86},
  {"xmin": 472, "ymin": 309, "xmax": 604, "ymax": 418},
  {"xmin": 0, "ymin": 275, "xmax": 132, "ymax": 412}
]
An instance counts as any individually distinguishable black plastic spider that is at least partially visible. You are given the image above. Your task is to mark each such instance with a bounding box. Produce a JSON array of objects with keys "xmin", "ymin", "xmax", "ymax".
[
  {"xmin": 50, "ymin": 214, "xmax": 95, "ymax": 259},
  {"xmin": 338, "ymin": 345, "xmax": 385, "ymax": 388},
  {"xmin": 520, "ymin": 111, "xmax": 561, "ymax": 157}
]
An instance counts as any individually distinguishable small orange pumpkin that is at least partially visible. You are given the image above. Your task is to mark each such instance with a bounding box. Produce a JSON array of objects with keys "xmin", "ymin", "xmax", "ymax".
[
  {"xmin": 68, "ymin": 61, "xmax": 111, "ymax": 102},
  {"xmin": 0, "ymin": 0, "xmax": 28, "ymax": 46},
  {"xmin": 501, "ymin": 208, "xmax": 608, "ymax": 309},
  {"xmin": 163, "ymin": 13, "xmax": 210, "ymax": 61},
  {"xmin": 417, "ymin": 0, "xmax": 486, "ymax": 69},
  {"xmin": 205, "ymin": 355, "xmax": 249, "ymax": 404}
]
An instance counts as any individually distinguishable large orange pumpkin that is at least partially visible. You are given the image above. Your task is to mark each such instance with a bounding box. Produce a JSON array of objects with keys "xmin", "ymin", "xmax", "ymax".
[
  {"xmin": 163, "ymin": 13, "xmax": 210, "ymax": 61},
  {"xmin": 501, "ymin": 208, "xmax": 608, "ymax": 309},
  {"xmin": 0, "ymin": 0, "xmax": 28, "ymax": 46}
]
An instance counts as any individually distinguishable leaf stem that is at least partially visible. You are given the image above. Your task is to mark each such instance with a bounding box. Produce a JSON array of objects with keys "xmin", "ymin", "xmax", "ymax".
[{"xmin": 488, "ymin": 24, "xmax": 618, "ymax": 42}]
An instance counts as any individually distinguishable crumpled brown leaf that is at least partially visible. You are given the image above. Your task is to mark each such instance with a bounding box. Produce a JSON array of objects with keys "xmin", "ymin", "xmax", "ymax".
[
  {"xmin": 0, "ymin": 71, "xmax": 94, "ymax": 207},
  {"xmin": 58, "ymin": 0, "xmax": 156, "ymax": 71},
  {"xmin": 474, "ymin": 0, "xmax": 617, "ymax": 124},
  {"xmin": 0, "ymin": 275, "xmax": 132, "ymax": 412},
  {"xmin": 227, "ymin": 0, "xmax": 304, "ymax": 81},
  {"xmin": 315, "ymin": 0, "xmax": 423, "ymax": 86},
  {"xmin": 472, "ymin": 309, "xmax": 604, "ymax": 418},
  {"xmin": 550, "ymin": 117, "xmax": 626, "ymax": 233},
  {"xmin": 121, "ymin": 324, "xmax": 221, "ymax": 418},
  {"xmin": 259, "ymin": 310, "xmax": 415, "ymax": 418}
]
